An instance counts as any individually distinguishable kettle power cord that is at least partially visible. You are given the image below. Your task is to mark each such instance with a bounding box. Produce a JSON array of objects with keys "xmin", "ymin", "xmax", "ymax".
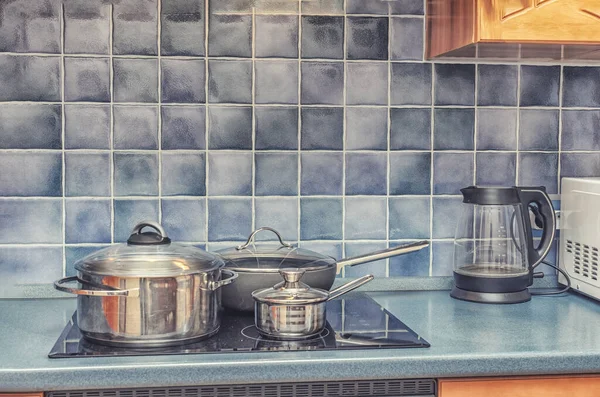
[{"xmin": 530, "ymin": 260, "xmax": 571, "ymax": 296}]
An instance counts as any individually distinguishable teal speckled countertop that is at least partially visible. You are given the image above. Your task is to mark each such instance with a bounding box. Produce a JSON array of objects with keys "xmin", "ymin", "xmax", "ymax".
[{"xmin": 2, "ymin": 290, "xmax": 600, "ymax": 392}]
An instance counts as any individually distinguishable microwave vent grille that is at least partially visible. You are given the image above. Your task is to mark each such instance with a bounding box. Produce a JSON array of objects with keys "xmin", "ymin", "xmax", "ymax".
[{"xmin": 566, "ymin": 240, "xmax": 599, "ymax": 281}]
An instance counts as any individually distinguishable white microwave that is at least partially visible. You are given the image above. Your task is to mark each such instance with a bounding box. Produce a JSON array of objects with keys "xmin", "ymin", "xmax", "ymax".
[{"xmin": 559, "ymin": 177, "xmax": 600, "ymax": 300}]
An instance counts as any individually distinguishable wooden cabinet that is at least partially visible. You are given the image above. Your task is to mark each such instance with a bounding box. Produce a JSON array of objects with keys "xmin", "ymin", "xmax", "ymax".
[
  {"xmin": 427, "ymin": 0, "xmax": 600, "ymax": 59},
  {"xmin": 439, "ymin": 375, "xmax": 600, "ymax": 397}
]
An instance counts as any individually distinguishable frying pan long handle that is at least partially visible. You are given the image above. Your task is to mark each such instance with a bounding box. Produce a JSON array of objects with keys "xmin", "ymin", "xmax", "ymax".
[{"xmin": 335, "ymin": 240, "xmax": 429, "ymax": 275}]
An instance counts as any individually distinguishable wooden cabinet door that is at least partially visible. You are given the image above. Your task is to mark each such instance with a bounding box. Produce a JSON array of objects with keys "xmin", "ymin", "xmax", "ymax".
[
  {"xmin": 478, "ymin": 0, "xmax": 600, "ymax": 42},
  {"xmin": 439, "ymin": 375, "xmax": 600, "ymax": 397}
]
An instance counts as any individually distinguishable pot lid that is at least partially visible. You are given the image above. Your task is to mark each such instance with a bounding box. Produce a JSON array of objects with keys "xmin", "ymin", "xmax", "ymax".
[
  {"xmin": 252, "ymin": 268, "xmax": 330, "ymax": 305},
  {"xmin": 215, "ymin": 228, "xmax": 336, "ymax": 273},
  {"xmin": 75, "ymin": 221, "xmax": 223, "ymax": 277}
]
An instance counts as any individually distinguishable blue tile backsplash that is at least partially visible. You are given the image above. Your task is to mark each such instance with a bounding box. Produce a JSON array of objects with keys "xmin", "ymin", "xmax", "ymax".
[{"xmin": 0, "ymin": 0, "xmax": 596, "ymax": 292}]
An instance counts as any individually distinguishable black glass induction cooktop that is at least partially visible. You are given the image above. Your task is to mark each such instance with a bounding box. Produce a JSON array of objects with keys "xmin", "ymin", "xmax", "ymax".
[{"xmin": 48, "ymin": 293, "xmax": 429, "ymax": 358}]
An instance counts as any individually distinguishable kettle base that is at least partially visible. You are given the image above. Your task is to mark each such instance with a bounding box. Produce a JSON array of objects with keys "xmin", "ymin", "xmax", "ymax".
[{"xmin": 450, "ymin": 286, "xmax": 531, "ymax": 304}]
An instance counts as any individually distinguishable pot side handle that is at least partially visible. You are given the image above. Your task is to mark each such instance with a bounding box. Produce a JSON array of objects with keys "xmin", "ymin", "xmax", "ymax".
[
  {"xmin": 54, "ymin": 276, "xmax": 139, "ymax": 297},
  {"xmin": 208, "ymin": 269, "xmax": 239, "ymax": 291}
]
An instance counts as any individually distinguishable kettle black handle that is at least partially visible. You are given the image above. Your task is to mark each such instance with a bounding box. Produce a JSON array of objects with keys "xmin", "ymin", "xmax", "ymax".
[{"xmin": 517, "ymin": 187, "xmax": 556, "ymax": 269}]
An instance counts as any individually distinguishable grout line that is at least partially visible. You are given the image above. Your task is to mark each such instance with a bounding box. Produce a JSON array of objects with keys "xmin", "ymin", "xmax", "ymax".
[
  {"xmin": 341, "ymin": 0, "xmax": 347, "ymax": 271},
  {"xmin": 428, "ymin": 41, "xmax": 434, "ymax": 276},
  {"xmin": 60, "ymin": 3, "xmax": 66, "ymax": 277},
  {"xmin": 297, "ymin": 0, "xmax": 302, "ymax": 244},
  {"xmin": 205, "ymin": 0, "xmax": 210, "ymax": 244},
  {"xmin": 157, "ymin": 0, "xmax": 163, "ymax": 224},
  {"xmin": 251, "ymin": 6, "xmax": 257, "ymax": 232},
  {"xmin": 558, "ymin": 63, "xmax": 564, "ymax": 194},
  {"xmin": 515, "ymin": 53, "xmax": 522, "ymax": 185},
  {"xmin": 109, "ymin": 3, "xmax": 115, "ymax": 244},
  {"xmin": 473, "ymin": 62, "xmax": 478, "ymax": 186},
  {"xmin": 386, "ymin": 4, "xmax": 392, "ymax": 278}
]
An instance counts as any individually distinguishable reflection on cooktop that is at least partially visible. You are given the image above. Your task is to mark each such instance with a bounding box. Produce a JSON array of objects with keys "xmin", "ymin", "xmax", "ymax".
[{"xmin": 49, "ymin": 293, "xmax": 429, "ymax": 358}]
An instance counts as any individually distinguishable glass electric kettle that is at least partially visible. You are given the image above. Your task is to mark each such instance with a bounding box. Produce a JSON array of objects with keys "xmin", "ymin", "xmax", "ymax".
[{"xmin": 452, "ymin": 186, "xmax": 556, "ymax": 303}]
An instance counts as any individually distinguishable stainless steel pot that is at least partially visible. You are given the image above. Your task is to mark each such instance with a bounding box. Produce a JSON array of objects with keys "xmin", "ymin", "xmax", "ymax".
[
  {"xmin": 54, "ymin": 221, "xmax": 237, "ymax": 347},
  {"xmin": 216, "ymin": 228, "xmax": 428, "ymax": 312},
  {"xmin": 252, "ymin": 268, "xmax": 374, "ymax": 340}
]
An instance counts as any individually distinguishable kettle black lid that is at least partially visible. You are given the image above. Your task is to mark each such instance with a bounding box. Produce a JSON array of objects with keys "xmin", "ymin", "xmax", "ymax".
[{"xmin": 460, "ymin": 186, "xmax": 521, "ymax": 205}]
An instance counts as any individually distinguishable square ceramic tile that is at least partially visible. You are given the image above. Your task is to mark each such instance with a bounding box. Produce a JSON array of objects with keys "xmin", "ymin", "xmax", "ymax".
[
  {"xmin": 113, "ymin": 106, "xmax": 158, "ymax": 150},
  {"xmin": 208, "ymin": 14, "xmax": 252, "ymax": 57},
  {"xmin": 389, "ymin": 242, "xmax": 430, "ymax": 276},
  {"xmin": 563, "ymin": 66, "xmax": 600, "ymax": 107},
  {"xmin": 390, "ymin": 108, "xmax": 431, "ymax": 150},
  {"xmin": 391, "ymin": 63, "xmax": 432, "ymax": 105},
  {"xmin": 65, "ymin": 199, "xmax": 111, "ymax": 244},
  {"xmin": 346, "ymin": 0, "xmax": 389, "ymax": 14},
  {"xmin": 519, "ymin": 153, "xmax": 558, "ymax": 194},
  {"xmin": 65, "ymin": 105, "xmax": 109, "ymax": 149},
  {"xmin": 300, "ymin": 198, "xmax": 343, "ymax": 240},
  {"xmin": 432, "ymin": 197, "xmax": 463, "ymax": 238},
  {"xmin": 345, "ymin": 197, "xmax": 387, "ymax": 240},
  {"xmin": 346, "ymin": 62, "xmax": 387, "ymax": 105},
  {"xmin": 519, "ymin": 109, "xmax": 559, "ymax": 151},
  {"xmin": 301, "ymin": 16, "xmax": 344, "ymax": 59},
  {"xmin": 64, "ymin": 58, "xmax": 110, "ymax": 102},
  {"xmin": 0, "ymin": 55, "xmax": 60, "ymax": 101},
  {"xmin": 476, "ymin": 153, "xmax": 516, "ymax": 187},
  {"xmin": 433, "ymin": 108, "xmax": 475, "ymax": 150},
  {"xmin": 343, "ymin": 242, "xmax": 388, "ymax": 278},
  {"xmin": 478, "ymin": 65, "xmax": 518, "ymax": 106},
  {"xmin": 207, "ymin": 152, "xmax": 252, "ymax": 196},
  {"xmin": 432, "ymin": 241, "xmax": 454, "ymax": 276},
  {"xmin": 389, "ymin": 0, "xmax": 424, "ymax": 15},
  {"xmin": 114, "ymin": 153, "xmax": 159, "ymax": 196},
  {"xmin": 0, "ymin": 200, "xmax": 62, "ymax": 244},
  {"xmin": 346, "ymin": 108, "xmax": 387, "ymax": 150},
  {"xmin": 300, "ymin": 152, "xmax": 343, "ymax": 195},
  {"xmin": 208, "ymin": 0, "xmax": 253, "ymax": 13},
  {"xmin": 255, "ymin": 107, "xmax": 298, "ymax": 150},
  {"xmin": 0, "ymin": 0, "xmax": 61, "ymax": 53},
  {"xmin": 255, "ymin": 60, "xmax": 298, "ymax": 104},
  {"xmin": 113, "ymin": 199, "xmax": 160, "ymax": 242},
  {"xmin": 162, "ymin": 59, "xmax": 205, "ymax": 103},
  {"xmin": 389, "ymin": 153, "xmax": 431, "ymax": 195},
  {"xmin": 112, "ymin": 0, "xmax": 158, "ymax": 55},
  {"xmin": 301, "ymin": 0, "xmax": 344, "ymax": 14},
  {"xmin": 113, "ymin": 58, "xmax": 158, "ymax": 103},
  {"xmin": 433, "ymin": 152, "xmax": 474, "ymax": 195},
  {"xmin": 254, "ymin": 197, "xmax": 299, "ymax": 241},
  {"xmin": 1, "ymin": 247, "xmax": 62, "ymax": 285},
  {"xmin": 301, "ymin": 107, "xmax": 343, "ymax": 150},
  {"xmin": 301, "ymin": 62, "xmax": 344, "ymax": 105},
  {"xmin": 208, "ymin": 198, "xmax": 252, "ymax": 241},
  {"xmin": 256, "ymin": 16, "xmax": 298, "ymax": 58},
  {"xmin": 434, "ymin": 64, "xmax": 475, "ymax": 106},
  {"xmin": 0, "ymin": 153, "xmax": 61, "ymax": 196},
  {"xmin": 161, "ymin": 106, "xmax": 206, "ymax": 150},
  {"xmin": 0, "ymin": 104, "xmax": 61, "ymax": 149},
  {"xmin": 66, "ymin": 246, "xmax": 107, "ymax": 277},
  {"xmin": 560, "ymin": 153, "xmax": 600, "ymax": 180},
  {"xmin": 64, "ymin": 3, "xmax": 110, "ymax": 54},
  {"xmin": 255, "ymin": 153, "xmax": 298, "ymax": 196},
  {"xmin": 161, "ymin": 0, "xmax": 205, "ymax": 56},
  {"xmin": 347, "ymin": 17, "xmax": 388, "ymax": 60},
  {"xmin": 161, "ymin": 198, "xmax": 206, "ymax": 242},
  {"xmin": 162, "ymin": 152, "xmax": 206, "ymax": 196},
  {"xmin": 207, "ymin": 106, "xmax": 252, "ymax": 149},
  {"xmin": 254, "ymin": 0, "xmax": 299, "ymax": 13},
  {"xmin": 208, "ymin": 60, "xmax": 252, "ymax": 104},
  {"xmin": 389, "ymin": 197, "xmax": 430, "ymax": 239},
  {"xmin": 562, "ymin": 110, "xmax": 600, "ymax": 151},
  {"xmin": 345, "ymin": 153, "xmax": 387, "ymax": 195},
  {"xmin": 65, "ymin": 153, "xmax": 110, "ymax": 197},
  {"xmin": 476, "ymin": 109, "xmax": 517, "ymax": 150},
  {"xmin": 520, "ymin": 65, "xmax": 560, "ymax": 107},
  {"xmin": 390, "ymin": 18, "xmax": 423, "ymax": 61}
]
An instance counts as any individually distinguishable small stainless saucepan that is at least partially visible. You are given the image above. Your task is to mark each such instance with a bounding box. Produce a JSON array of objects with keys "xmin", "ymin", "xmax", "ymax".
[{"xmin": 251, "ymin": 268, "xmax": 374, "ymax": 340}]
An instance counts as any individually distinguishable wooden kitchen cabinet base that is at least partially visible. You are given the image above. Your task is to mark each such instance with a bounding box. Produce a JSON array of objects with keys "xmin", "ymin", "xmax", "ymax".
[{"xmin": 439, "ymin": 375, "xmax": 600, "ymax": 397}]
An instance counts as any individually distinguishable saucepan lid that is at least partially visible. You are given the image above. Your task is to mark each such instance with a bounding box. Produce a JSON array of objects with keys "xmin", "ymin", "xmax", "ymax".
[{"xmin": 215, "ymin": 228, "xmax": 337, "ymax": 273}]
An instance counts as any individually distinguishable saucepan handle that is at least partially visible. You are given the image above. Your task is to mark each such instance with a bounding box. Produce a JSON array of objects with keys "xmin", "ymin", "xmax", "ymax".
[
  {"xmin": 208, "ymin": 269, "xmax": 239, "ymax": 291},
  {"xmin": 54, "ymin": 276, "xmax": 139, "ymax": 297},
  {"xmin": 327, "ymin": 274, "xmax": 374, "ymax": 301}
]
